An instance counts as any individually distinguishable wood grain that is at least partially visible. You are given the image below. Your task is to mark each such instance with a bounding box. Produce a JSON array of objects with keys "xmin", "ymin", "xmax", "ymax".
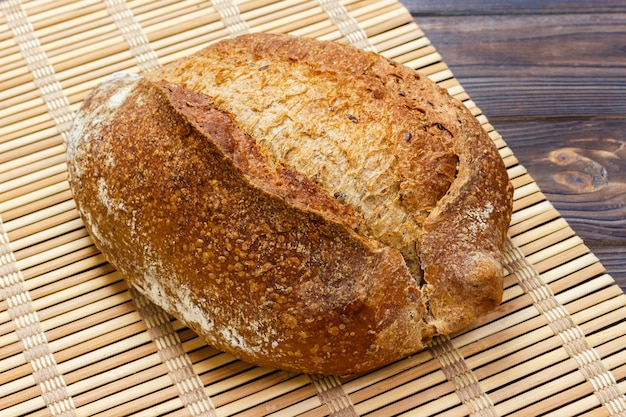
[
  {"xmin": 498, "ymin": 120, "xmax": 626, "ymax": 243},
  {"xmin": 401, "ymin": 1, "xmax": 626, "ymax": 291},
  {"xmin": 402, "ymin": 0, "xmax": 626, "ymax": 15}
]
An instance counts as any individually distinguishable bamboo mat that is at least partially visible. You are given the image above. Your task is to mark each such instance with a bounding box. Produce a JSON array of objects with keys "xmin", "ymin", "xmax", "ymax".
[{"xmin": 1, "ymin": 0, "xmax": 625, "ymax": 416}]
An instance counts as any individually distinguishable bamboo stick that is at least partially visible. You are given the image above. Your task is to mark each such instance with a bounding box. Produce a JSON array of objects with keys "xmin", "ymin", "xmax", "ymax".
[
  {"xmin": 214, "ymin": 374, "xmax": 310, "ymax": 416},
  {"xmin": 241, "ymin": 0, "xmax": 316, "ymax": 23},
  {"xmin": 28, "ymin": 10, "xmax": 112, "ymax": 51},
  {"xmin": 0, "ymin": 338, "xmax": 21, "ymax": 364},
  {"xmin": 525, "ymin": 235, "xmax": 584, "ymax": 266},
  {"xmin": 350, "ymin": 359, "xmax": 443, "ymax": 407},
  {"xmin": 13, "ymin": 225, "xmax": 87, "ymax": 262},
  {"xmin": 507, "ymin": 165, "xmax": 528, "ymax": 182},
  {"xmin": 246, "ymin": 2, "xmax": 338, "ymax": 36},
  {"xmin": 382, "ymin": 37, "xmax": 432, "ymax": 62},
  {"xmin": 237, "ymin": 384, "xmax": 319, "ymax": 417},
  {"xmin": 237, "ymin": 0, "xmax": 285, "ymax": 15},
  {"xmin": 72, "ymin": 359, "xmax": 170, "ymax": 414},
  {"xmin": 502, "ymin": 152, "xmax": 519, "ymax": 169},
  {"xmin": 350, "ymin": 0, "xmax": 403, "ymax": 18},
  {"xmin": 512, "ymin": 190, "xmax": 546, "ymax": 213},
  {"xmin": 0, "ymin": 172, "xmax": 68, "ymax": 210},
  {"xmin": 579, "ymin": 306, "xmax": 626, "ymax": 338},
  {"xmin": 0, "ymin": 396, "xmax": 46, "ymax": 417},
  {"xmin": 368, "ymin": 22, "xmax": 425, "ymax": 51},
  {"xmin": 133, "ymin": 0, "xmax": 209, "ymax": 29},
  {"xmin": 532, "ymin": 241, "xmax": 589, "ymax": 275},
  {"xmin": 362, "ymin": 9, "xmax": 415, "ymax": 42},
  {"xmin": 519, "ymin": 224, "xmax": 577, "ymax": 261},
  {"xmin": 454, "ymin": 302, "xmax": 542, "ymax": 351},
  {"xmin": 509, "ymin": 200, "xmax": 558, "ymax": 229},
  {"xmin": 1, "ymin": 367, "xmax": 47, "ymax": 405},
  {"xmin": 34, "ymin": 274, "xmax": 126, "ymax": 324},
  {"xmin": 3, "ymin": 198, "xmax": 76, "ymax": 235},
  {"xmin": 92, "ymin": 383, "xmax": 195, "ymax": 417},
  {"xmin": 342, "ymin": 348, "xmax": 434, "ymax": 398},
  {"xmin": 511, "ymin": 217, "xmax": 569, "ymax": 249},
  {"xmin": 355, "ymin": 375, "xmax": 451, "ymax": 415},
  {"xmin": 0, "ymin": 161, "xmax": 66, "ymax": 196},
  {"xmin": 492, "ymin": 348, "xmax": 581, "ymax": 404},
  {"xmin": 195, "ymin": 371, "xmax": 286, "ymax": 415},
  {"xmin": 197, "ymin": 359, "xmax": 256, "ymax": 393},
  {"xmin": 551, "ymin": 261, "xmax": 609, "ymax": 298},
  {"xmin": 468, "ymin": 301, "xmax": 623, "ymax": 389},
  {"xmin": 26, "ymin": 254, "xmax": 109, "ymax": 296},
  {"xmin": 24, "ymin": 0, "xmax": 103, "ymax": 29},
  {"xmin": 59, "ymin": 322, "xmax": 153, "ymax": 383},
  {"xmin": 0, "ymin": 307, "xmax": 141, "ymax": 400},
  {"xmin": 146, "ymin": 25, "xmax": 230, "ymax": 66},
  {"xmin": 542, "ymin": 252, "xmax": 601, "ymax": 287},
  {"xmin": 4, "ymin": 22, "xmax": 120, "ymax": 91},
  {"xmin": 21, "ymin": 243, "xmax": 100, "ymax": 281},
  {"xmin": 15, "ymin": 234, "xmax": 91, "ymax": 271},
  {"xmin": 508, "ymin": 210, "xmax": 563, "ymax": 242},
  {"xmin": 0, "ymin": 118, "xmax": 56, "ymax": 146},
  {"xmin": 2, "ymin": 189, "xmax": 73, "ymax": 223},
  {"xmin": 537, "ymin": 384, "xmax": 611, "ymax": 417},
  {"xmin": 127, "ymin": 397, "xmax": 187, "ymax": 417},
  {"xmin": 8, "ymin": 213, "xmax": 80, "ymax": 251},
  {"xmin": 263, "ymin": 395, "xmax": 322, "ymax": 417},
  {"xmin": 511, "ymin": 173, "xmax": 536, "ymax": 191},
  {"xmin": 426, "ymin": 68, "xmax": 454, "ymax": 84},
  {"xmin": 191, "ymin": 351, "xmax": 240, "ymax": 377},
  {"xmin": 0, "ymin": 144, "xmax": 65, "ymax": 179},
  {"xmin": 44, "ymin": 291, "xmax": 132, "ymax": 346}
]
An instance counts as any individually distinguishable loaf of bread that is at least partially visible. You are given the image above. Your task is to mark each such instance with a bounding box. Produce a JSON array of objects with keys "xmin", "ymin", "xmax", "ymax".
[{"xmin": 66, "ymin": 33, "xmax": 513, "ymax": 375}]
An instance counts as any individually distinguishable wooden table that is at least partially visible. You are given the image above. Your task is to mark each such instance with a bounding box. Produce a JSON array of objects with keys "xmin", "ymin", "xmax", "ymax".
[{"xmin": 402, "ymin": 0, "xmax": 626, "ymax": 292}]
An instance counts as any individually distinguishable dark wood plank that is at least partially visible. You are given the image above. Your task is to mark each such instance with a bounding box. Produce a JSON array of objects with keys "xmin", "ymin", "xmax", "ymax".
[
  {"xmin": 403, "ymin": 0, "xmax": 626, "ymax": 15},
  {"xmin": 415, "ymin": 14, "xmax": 626, "ymax": 119},
  {"xmin": 401, "ymin": 4, "xmax": 626, "ymax": 291},
  {"xmin": 496, "ymin": 119, "xmax": 626, "ymax": 242}
]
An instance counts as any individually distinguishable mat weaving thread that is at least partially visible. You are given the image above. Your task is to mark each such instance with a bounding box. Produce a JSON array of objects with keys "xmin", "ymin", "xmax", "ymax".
[
  {"xmin": 317, "ymin": 0, "xmax": 375, "ymax": 51},
  {"xmin": 212, "ymin": 0, "xmax": 250, "ymax": 38},
  {"xmin": 104, "ymin": 0, "xmax": 161, "ymax": 73},
  {"xmin": 309, "ymin": 374, "xmax": 359, "ymax": 416},
  {"xmin": 430, "ymin": 335, "xmax": 497, "ymax": 417},
  {"xmin": 0, "ymin": 217, "xmax": 76, "ymax": 417}
]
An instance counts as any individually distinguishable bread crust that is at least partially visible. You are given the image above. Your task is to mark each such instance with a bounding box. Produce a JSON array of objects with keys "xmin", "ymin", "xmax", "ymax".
[{"xmin": 67, "ymin": 34, "xmax": 513, "ymax": 375}]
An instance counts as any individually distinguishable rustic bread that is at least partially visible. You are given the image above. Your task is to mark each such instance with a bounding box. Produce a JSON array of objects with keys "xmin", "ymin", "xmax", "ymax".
[{"xmin": 66, "ymin": 33, "xmax": 514, "ymax": 375}]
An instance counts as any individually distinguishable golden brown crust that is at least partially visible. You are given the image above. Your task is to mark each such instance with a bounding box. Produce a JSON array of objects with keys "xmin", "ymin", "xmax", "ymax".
[
  {"xmin": 67, "ymin": 34, "xmax": 513, "ymax": 375},
  {"xmin": 67, "ymin": 73, "xmax": 426, "ymax": 375}
]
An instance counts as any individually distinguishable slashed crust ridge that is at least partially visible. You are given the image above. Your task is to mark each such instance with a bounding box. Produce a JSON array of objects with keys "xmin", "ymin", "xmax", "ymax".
[
  {"xmin": 147, "ymin": 33, "xmax": 514, "ymax": 337},
  {"xmin": 67, "ymin": 33, "xmax": 514, "ymax": 375}
]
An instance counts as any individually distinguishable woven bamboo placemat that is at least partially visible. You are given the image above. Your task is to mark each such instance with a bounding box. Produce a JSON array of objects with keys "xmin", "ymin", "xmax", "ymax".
[{"xmin": 1, "ymin": 0, "xmax": 625, "ymax": 416}]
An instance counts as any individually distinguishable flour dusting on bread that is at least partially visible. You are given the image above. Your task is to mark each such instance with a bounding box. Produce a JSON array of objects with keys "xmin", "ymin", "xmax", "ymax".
[{"xmin": 67, "ymin": 34, "xmax": 513, "ymax": 375}]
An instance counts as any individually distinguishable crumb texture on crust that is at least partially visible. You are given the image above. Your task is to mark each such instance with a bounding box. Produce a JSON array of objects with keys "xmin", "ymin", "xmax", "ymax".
[
  {"xmin": 67, "ymin": 33, "xmax": 513, "ymax": 375},
  {"xmin": 147, "ymin": 33, "xmax": 514, "ymax": 334},
  {"xmin": 67, "ymin": 73, "xmax": 426, "ymax": 376}
]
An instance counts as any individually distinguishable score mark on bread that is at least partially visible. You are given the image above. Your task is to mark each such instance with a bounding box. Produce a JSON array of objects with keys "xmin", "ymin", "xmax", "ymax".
[{"xmin": 67, "ymin": 33, "xmax": 513, "ymax": 375}]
